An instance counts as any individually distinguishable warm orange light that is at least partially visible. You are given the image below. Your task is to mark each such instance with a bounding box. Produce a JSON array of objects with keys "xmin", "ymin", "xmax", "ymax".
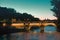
[
  {"xmin": 11, "ymin": 23, "xmax": 24, "ymax": 28},
  {"xmin": 3, "ymin": 23, "xmax": 6, "ymax": 26}
]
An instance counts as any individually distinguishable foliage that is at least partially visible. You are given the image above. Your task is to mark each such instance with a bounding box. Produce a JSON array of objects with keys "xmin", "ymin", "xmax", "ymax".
[
  {"xmin": 51, "ymin": 0, "xmax": 60, "ymax": 31},
  {"xmin": 0, "ymin": 6, "xmax": 40, "ymax": 21}
]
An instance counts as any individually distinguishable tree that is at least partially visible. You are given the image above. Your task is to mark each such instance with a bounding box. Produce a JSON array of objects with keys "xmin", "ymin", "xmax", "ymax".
[
  {"xmin": 0, "ymin": 6, "xmax": 40, "ymax": 22},
  {"xmin": 51, "ymin": 0, "xmax": 60, "ymax": 31},
  {"xmin": 0, "ymin": 7, "xmax": 17, "ymax": 21}
]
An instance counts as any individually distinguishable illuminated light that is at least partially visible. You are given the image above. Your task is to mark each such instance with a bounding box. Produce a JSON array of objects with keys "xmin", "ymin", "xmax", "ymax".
[
  {"xmin": 3, "ymin": 23, "xmax": 6, "ymax": 26},
  {"xmin": 44, "ymin": 23, "xmax": 56, "ymax": 27},
  {"xmin": 11, "ymin": 23, "xmax": 24, "ymax": 28},
  {"xmin": 30, "ymin": 23, "xmax": 40, "ymax": 26}
]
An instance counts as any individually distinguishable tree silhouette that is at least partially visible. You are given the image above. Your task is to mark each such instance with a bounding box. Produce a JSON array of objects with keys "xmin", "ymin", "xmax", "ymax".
[
  {"xmin": 0, "ymin": 6, "xmax": 40, "ymax": 33},
  {"xmin": 0, "ymin": 6, "xmax": 40, "ymax": 22},
  {"xmin": 0, "ymin": 7, "xmax": 15, "ymax": 19},
  {"xmin": 51, "ymin": 0, "xmax": 60, "ymax": 31}
]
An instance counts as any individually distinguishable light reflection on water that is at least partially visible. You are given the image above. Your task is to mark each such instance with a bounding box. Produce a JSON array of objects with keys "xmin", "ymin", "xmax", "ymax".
[
  {"xmin": 0, "ymin": 26, "xmax": 60, "ymax": 40},
  {"xmin": 0, "ymin": 32, "xmax": 60, "ymax": 40}
]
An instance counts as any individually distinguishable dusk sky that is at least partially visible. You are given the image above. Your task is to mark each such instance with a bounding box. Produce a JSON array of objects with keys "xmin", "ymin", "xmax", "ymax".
[{"xmin": 0, "ymin": 0, "xmax": 57, "ymax": 20}]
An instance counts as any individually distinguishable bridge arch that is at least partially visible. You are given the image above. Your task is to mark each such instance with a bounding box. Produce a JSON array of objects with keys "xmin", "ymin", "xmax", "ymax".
[
  {"xmin": 27, "ymin": 23, "xmax": 40, "ymax": 30},
  {"xmin": 44, "ymin": 24, "xmax": 57, "ymax": 32},
  {"xmin": 42, "ymin": 23, "xmax": 57, "ymax": 27},
  {"xmin": 28, "ymin": 26, "xmax": 40, "ymax": 30},
  {"xmin": 29, "ymin": 26, "xmax": 40, "ymax": 32}
]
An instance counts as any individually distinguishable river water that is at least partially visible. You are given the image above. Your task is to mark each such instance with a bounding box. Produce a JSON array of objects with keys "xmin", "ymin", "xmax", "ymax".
[{"xmin": 0, "ymin": 26, "xmax": 60, "ymax": 40}]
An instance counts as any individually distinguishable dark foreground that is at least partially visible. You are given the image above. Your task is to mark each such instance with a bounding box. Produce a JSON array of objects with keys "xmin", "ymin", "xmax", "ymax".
[
  {"xmin": 0, "ymin": 26, "xmax": 60, "ymax": 40},
  {"xmin": 0, "ymin": 32, "xmax": 60, "ymax": 40},
  {"xmin": 0, "ymin": 29, "xmax": 27, "ymax": 35}
]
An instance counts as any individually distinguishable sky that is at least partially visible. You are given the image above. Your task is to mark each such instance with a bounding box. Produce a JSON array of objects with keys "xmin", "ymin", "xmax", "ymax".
[{"xmin": 0, "ymin": 0, "xmax": 57, "ymax": 20}]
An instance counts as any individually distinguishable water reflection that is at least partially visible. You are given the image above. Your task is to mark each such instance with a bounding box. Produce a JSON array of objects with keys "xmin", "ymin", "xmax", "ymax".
[
  {"xmin": 0, "ymin": 32, "xmax": 60, "ymax": 40},
  {"xmin": 0, "ymin": 36, "xmax": 4, "ymax": 40},
  {"xmin": 44, "ymin": 26, "xmax": 56, "ymax": 33},
  {"xmin": 0, "ymin": 26, "xmax": 60, "ymax": 40},
  {"xmin": 30, "ymin": 26, "xmax": 41, "ymax": 32},
  {"xmin": 30, "ymin": 26, "xmax": 56, "ymax": 33}
]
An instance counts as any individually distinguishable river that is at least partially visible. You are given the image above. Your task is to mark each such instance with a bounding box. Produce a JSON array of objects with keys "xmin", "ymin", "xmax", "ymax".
[{"xmin": 0, "ymin": 26, "xmax": 60, "ymax": 40}]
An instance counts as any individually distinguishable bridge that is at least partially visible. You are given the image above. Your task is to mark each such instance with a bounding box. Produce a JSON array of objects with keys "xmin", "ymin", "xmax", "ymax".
[
  {"xmin": 10, "ymin": 22, "xmax": 57, "ymax": 32},
  {"xmin": 11, "ymin": 22, "xmax": 56, "ymax": 27},
  {"xmin": 3, "ymin": 20, "xmax": 57, "ymax": 32}
]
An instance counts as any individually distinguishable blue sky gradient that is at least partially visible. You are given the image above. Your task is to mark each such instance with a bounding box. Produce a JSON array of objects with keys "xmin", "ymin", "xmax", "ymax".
[{"xmin": 0, "ymin": 0, "xmax": 57, "ymax": 20}]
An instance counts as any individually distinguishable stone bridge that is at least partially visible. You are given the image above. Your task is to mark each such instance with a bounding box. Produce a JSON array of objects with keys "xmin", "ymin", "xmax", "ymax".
[
  {"xmin": 11, "ymin": 22, "xmax": 57, "ymax": 32},
  {"xmin": 11, "ymin": 22, "xmax": 56, "ymax": 27}
]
